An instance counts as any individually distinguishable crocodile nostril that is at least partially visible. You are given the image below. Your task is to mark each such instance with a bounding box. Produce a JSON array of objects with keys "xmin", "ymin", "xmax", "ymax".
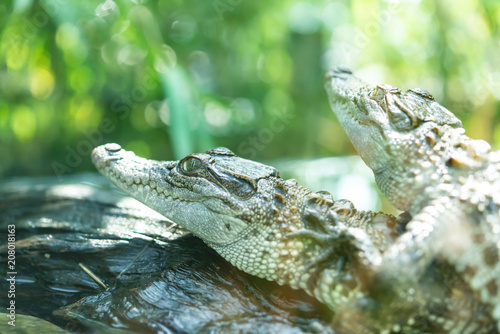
[
  {"xmin": 324, "ymin": 66, "xmax": 353, "ymax": 82},
  {"xmin": 104, "ymin": 143, "xmax": 122, "ymax": 153},
  {"xmin": 335, "ymin": 66, "xmax": 353, "ymax": 75}
]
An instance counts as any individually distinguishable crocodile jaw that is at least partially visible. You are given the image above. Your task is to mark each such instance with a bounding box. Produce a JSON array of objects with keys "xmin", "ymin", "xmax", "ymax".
[
  {"xmin": 91, "ymin": 144, "xmax": 247, "ymax": 245},
  {"xmin": 324, "ymin": 67, "xmax": 396, "ymax": 176}
]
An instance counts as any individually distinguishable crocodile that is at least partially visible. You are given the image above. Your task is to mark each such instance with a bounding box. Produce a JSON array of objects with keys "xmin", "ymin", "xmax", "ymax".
[
  {"xmin": 91, "ymin": 145, "xmax": 410, "ymax": 324},
  {"xmin": 92, "ymin": 142, "xmax": 495, "ymax": 333},
  {"xmin": 325, "ymin": 67, "xmax": 500, "ymax": 333}
]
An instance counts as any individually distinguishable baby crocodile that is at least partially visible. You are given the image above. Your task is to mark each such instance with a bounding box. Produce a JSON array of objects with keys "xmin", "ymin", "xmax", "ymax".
[
  {"xmin": 92, "ymin": 145, "xmax": 407, "ymax": 324},
  {"xmin": 92, "ymin": 143, "xmax": 493, "ymax": 333},
  {"xmin": 325, "ymin": 67, "xmax": 500, "ymax": 333}
]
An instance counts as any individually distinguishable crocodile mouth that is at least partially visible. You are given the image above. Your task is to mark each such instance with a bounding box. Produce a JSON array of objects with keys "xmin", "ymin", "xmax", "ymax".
[
  {"xmin": 91, "ymin": 143, "xmax": 205, "ymax": 213},
  {"xmin": 91, "ymin": 144, "xmax": 244, "ymax": 212},
  {"xmin": 324, "ymin": 68, "xmax": 374, "ymax": 124},
  {"xmin": 325, "ymin": 70, "xmax": 393, "ymax": 175},
  {"xmin": 92, "ymin": 143, "xmax": 176, "ymax": 191}
]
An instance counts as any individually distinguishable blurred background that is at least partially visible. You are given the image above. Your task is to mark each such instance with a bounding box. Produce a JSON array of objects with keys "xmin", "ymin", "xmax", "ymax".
[{"xmin": 1, "ymin": 0, "xmax": 500, "ymax": 211}]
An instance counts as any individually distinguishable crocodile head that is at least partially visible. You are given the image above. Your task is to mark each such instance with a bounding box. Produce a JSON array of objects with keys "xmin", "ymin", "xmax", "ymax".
[
  {"xmin": 91, "ymin": 144, "xmax": 280, "ymax": 246},
  {"xmin": 324, "ymin": 67, "xmax": 463, "ymax": 210}
]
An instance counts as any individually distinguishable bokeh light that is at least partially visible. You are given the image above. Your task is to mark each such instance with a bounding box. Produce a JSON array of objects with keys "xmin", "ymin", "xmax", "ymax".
[{"xmin": 0, "ymin": 0, "xmax": 498, "ymax": 187}]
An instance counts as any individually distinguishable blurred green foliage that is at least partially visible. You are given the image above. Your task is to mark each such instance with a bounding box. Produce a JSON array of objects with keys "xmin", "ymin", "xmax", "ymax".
[{"xmin": 1, "ymin": 0, "xmax": 500, "ymax": 179}]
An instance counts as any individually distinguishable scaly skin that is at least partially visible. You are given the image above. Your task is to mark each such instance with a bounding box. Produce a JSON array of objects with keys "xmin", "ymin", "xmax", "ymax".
[
  {"xmin": 92, "ymin": 143, "xmax": 494, "ymax": 333},
  {"xmin": 325, "ymin": 67, "xmax": 500, "ymax": 333},
  {"xmin": 91, "ymin": 144, "xmax": 406, "ymax": 323}
]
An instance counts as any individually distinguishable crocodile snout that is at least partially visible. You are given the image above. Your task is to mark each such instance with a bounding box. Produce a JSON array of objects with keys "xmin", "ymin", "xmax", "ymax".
[
  {"xmin": 324, "ymin": 66, "xmax": 353, "ymax": 83},
  {"xmin": 91, "ymin": 143, "xmax": 129, "ymax": 169}
]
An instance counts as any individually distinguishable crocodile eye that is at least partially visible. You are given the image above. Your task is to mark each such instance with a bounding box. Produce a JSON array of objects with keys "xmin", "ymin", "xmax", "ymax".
[
  {"xmin": 180, "ymin": 157, "xmax": 203, "ymax": 174},
  {"xmin": 391, "ymin": 98, "xmax": 418, "ymax": 130},
  {"xmin": 409, "ymin": 88, "xmax": 434, "ymax": 100},
  {"xmin": 390, "ymin": 111, "xmax": 413, "ymax": 131},
  {"xmin": 232, "ymin": 180, "xmax": 254, "ymax": 199},
  {"xmin": 370, "ymin": 86, "xmax": 385, "ymax": 101}
]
